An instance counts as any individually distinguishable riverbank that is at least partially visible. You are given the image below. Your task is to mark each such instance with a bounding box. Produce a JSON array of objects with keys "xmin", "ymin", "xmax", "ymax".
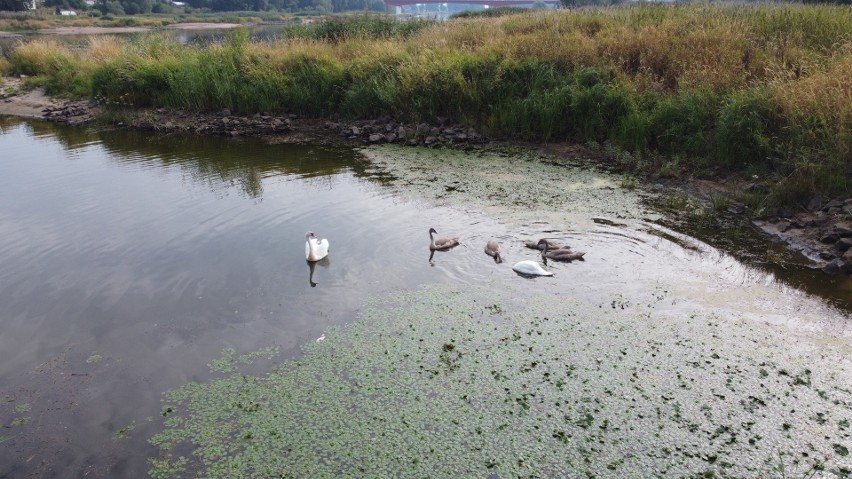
[
  {"xmin": 3, "ymin": 6, "xmax": 849, "ymax": 214},
  {"xmin": 2, "ymin": 75, "xmax": 851, "ymax": 277}
]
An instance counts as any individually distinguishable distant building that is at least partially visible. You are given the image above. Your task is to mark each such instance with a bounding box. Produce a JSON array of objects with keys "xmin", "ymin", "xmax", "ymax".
[
  {"xmin": 59, "ymin": 9, "xmax": 77, "ymax": 14},
  {"xmin": 84, "ymin": 0, "xmax": 96, "ymax": 5}
]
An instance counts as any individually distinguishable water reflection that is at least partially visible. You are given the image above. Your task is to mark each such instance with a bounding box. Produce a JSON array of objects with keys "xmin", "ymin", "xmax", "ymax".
[
  {"xmin": 0, "ymin": 117, "xmax": 513, "ymax": 478},
  {"xmin": 307, "ymin": 257, "xmax": 330, "ymax": 287},
  {"xmin": 0, "ymin": 116, "xmax": 849, "ymax": 479}
]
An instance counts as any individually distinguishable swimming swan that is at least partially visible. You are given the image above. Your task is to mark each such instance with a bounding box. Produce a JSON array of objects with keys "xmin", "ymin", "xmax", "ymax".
[
  {"xmin": 539, "ymin": 239, "xmax": 585, "ymax": 261},
  {"xmin": 512, "ymin": 260, "xmax": 554, "ymax": 276},
  {"xmin": 484, "ymin": 240, "xmax": 503, "ymax": 263},
  {"xmin": 305, "ymin": 231, "xmax": 329, "ymax": 262},
  {"xmin": 429, "ymin": 228, "xmax": 460, "ymax": 251},
  {"xmin": 524, "ymin": 238, "xmax": 565, "ymax": 251}
]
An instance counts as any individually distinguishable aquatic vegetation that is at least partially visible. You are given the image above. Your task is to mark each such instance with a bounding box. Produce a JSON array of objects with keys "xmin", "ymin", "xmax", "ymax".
[
  {"xmin": 114, "ymin": 423, "xmax": 135, "ymax": 440},
  {"xmin": 149, "ymin": 283, "xmax": 852, "ymax": 478},
  {"xmin": 359, "ymin": 145, "xmax": 651, "ymax": 228},
  {"xmin": 207, "ymin": 346, "xmax": 279, "ymax": 373}
]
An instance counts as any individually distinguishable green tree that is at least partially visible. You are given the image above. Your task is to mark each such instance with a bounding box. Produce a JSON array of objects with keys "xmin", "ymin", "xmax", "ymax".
[{"xmin": 0, "ymin": 0, "xmax": 31, "ymax": 11}]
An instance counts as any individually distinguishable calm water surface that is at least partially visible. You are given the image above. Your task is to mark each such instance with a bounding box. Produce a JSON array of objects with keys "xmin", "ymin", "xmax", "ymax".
[
  {"xmin": 0, "ymin": 118, "xmax": 513, "ymax": 477},
  {"xmin": 0, "ymin": 117, "xmax": 849, "ymax": 477}
]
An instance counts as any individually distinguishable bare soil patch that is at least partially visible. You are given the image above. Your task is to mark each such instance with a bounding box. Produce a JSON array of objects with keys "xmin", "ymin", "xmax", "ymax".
[
  {"xmin": 0, "ymin": 79, "xmax": 63, "ymax": 118},
  {"xmin": 0, "ymin": 78, "xmax": 96, "ymax": 124}
]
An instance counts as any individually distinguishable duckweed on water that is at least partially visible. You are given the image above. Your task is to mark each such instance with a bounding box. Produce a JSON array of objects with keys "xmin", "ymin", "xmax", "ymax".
[
  {"xmin": 359, "ymin": 145, "xmax": 656, "ymax": 229},
  {"xmin": 149, "ymin": 283, "xmax": 852, "ymax": 478},
  {"xmin": 207, "ymin": 346, "xmax": 279, "ymax": 374}
]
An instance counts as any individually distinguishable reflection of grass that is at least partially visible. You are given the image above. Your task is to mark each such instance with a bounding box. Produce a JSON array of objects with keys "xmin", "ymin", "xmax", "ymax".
[{"xmin": 148, "ymin": 283, "xmax": 852, "ymax": 478}]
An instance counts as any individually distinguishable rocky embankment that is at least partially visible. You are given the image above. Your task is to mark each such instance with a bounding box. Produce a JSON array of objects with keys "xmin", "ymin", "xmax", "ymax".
[
  {"xmin": 754, "ymin": 198, "xmax": 852, "ymax": 274},
  {"xmin": 122, "ymin": 108, "xmax": 487, "ymax": 148}
]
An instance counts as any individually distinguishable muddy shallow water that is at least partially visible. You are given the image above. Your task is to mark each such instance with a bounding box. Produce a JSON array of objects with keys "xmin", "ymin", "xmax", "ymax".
[{"xmin": 0, "ymin": 118, "xmax": 849, "ymax": 477}]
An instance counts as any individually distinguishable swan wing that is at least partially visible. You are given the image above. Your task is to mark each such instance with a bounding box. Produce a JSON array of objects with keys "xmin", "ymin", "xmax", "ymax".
[
  {"xmin": 316, "ymin": 238, "xmax": 330, "ymax": 259},
  {"xmin": 525, "ymin": 239, "xmax": 563, "ymax": 251},
  {"xmin": 551, "ymin": 249, "xmax": 585, "ymax": 261},
  {"xmin": 435, "ymin": 237, "xmax": 459, "ymax": 249},
  {"xmin": 512, "ymin": 260, "xmax": 553, "ymax": 276},
  {"xmin": 306, "ymin": 237, "xmax": 329, "ymax": 261}
]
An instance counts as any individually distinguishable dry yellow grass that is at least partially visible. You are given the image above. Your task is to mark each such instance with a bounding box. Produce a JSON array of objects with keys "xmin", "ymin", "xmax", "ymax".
[
  {"xmin": 84, "ymin": 36, "xmax": 125, "ymax": 64},
  {"xmin": 774, "ymin": 53, "xmax": 852, "ymax": 131}
]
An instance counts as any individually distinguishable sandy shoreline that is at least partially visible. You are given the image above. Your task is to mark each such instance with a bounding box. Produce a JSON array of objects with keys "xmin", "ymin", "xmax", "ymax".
[{"xmin": 0, "ymin": 80, "xmax": 62, "ymax": 118}]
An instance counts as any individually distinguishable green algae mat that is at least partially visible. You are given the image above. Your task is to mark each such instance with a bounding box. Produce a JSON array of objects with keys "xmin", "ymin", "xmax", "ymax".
[{"xmin": 148, "ymin": 282, "xmax": 852, "ymax": 478}]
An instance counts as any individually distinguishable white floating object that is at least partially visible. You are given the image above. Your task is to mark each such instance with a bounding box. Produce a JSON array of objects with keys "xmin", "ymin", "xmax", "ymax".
[{"xmin": 512, "ymin": 260, "xmax": 554, "ymax": 276}]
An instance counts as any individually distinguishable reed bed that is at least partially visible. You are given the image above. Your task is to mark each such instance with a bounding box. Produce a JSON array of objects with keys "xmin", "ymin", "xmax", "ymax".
[{"xmin": 6, "ymin": 4, "xmax": 852, "ymax": 204}]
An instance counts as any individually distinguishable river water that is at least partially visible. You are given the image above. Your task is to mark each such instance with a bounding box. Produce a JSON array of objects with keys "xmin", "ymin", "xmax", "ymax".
[{"xmin": 0, "ymin": 117, "xmax": 849, "ymax": 477}]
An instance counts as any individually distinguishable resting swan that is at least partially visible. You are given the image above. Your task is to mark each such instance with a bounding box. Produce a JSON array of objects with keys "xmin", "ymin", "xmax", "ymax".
[
  {"xmin": 512, "ymin": 260, "xmax": 554, "ymax": 276},
  {"xmin": 484, "ymin": 240, "xmax": 503, "ymax": 263},
  {"xmin": 524, "ymin": 238, "xmax": 566, "ymax": 251},
  {"xmin": 429, "ymin": 228, "xmax": 459, "ymax": 251},
  {"xmin": 305, "ymin": 231, "xmax": 329, "ymax": 262},
  {"xmin": 539, "ymin": 239, "xmax": 585, "ymax": 261}
]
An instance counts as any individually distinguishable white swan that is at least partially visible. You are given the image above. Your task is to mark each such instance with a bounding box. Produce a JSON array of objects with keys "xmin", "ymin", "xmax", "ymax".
[
  {"xmin": 429, "ymin": 228, "xmax": 460, "ymax": 251},
  {"xmin": 512, "ymin": 260, "xmax": 554, "ymax": 276},
  {"xmin": 305, "ymin": 231, "xmax": 329, "ymax": 262}
]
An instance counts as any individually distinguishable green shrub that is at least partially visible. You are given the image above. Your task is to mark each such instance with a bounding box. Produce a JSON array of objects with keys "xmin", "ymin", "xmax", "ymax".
[
  {"xmin": 570, "ymin": 82, "xmax": 636, "ymax": 143},
  {"xmin": 282, "ymin": 15, "xmax": 434, "ymax": 42},
  {"xmin": 648, "ymin": 89, "xmax": 721, "ymax": 158},
  {"xmin": 450, "ymin": 7, "xmax": 528, "ymax": 19},
  {"xmin": 490, "ymin": 84, "xmax": 574, "ymax": 140},
  {"xmin": 716, "ymin": 90, "xmax": 783, "ymax": 170}
]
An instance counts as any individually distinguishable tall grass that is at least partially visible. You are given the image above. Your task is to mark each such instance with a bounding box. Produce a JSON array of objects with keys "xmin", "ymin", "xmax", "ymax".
[
  {"xmin": 281, "ymin": 15, "xmax": 434, "ymax": 42},
  {"xmin": 6, "ymin": 6, "xmax": 852, "ymax": 204}
]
